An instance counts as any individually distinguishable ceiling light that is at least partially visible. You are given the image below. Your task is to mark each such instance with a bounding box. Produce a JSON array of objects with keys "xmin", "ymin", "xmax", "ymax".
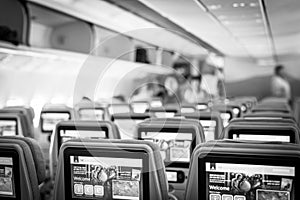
[
  {"xmin": 233, "ymin": 3, "xmax": 239, "ymax": 8},
  {"xmin": 208, "ymin": 4, "xmax": 222, "ymax": 10},
  {"xmin": 250, "ymin": 2, "xmax": 259, "ymax": 7},
  {"xmin": 240, "ymin": 3, "xmax": 246, "ymax": 7}
]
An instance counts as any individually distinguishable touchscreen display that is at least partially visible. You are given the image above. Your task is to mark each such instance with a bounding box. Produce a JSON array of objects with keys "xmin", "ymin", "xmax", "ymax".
[
  {"xmin": 0, "ymin": 120, "xmax": 17, "ymax": 136},
  {"xmin": 108, "ymin": 106, "xmax": 130, "ymax": 115},
  {"xmin": 205, "ymin": 162, "xmax": 295, "ymax": 200},
  {"xmin": 200, "ymin": 120, "xmax": 217, "ymax": 141},
  {"xmin": 150, "ymin": 101, "xmax": 162, "ymax": 108},
  {"xmin": 0, "ymin": 157, "xmax": 15, "ymax": 197},
  {"xmin": 153, "ymin": 112, "xmax": 175, "ymax": 118},
  {"xmin": 196, "ymin": 104, "xmax": 208, "ymax": 111},
  {"xmin": 60, "ymin": 130, "xmax": 107, "ymax": 143},
  {"xmin": 131, "ymin": 103, "xmax": 149, "ymax": 114},
  {"xmin": 166, "ymin": 171, "xmax": 177, "ymax": 182},
  {"xmin": 141, "ymin": 132, "xmax": 193, "ymax": 162},
  {"xmin": 79, "ymin": 109, "xmax": 104, "ymax": 121},
  {"xmin": 232, "ymin": 134, "xmax": 290, "ymax": 143},
  {"xmin": 220, "ymin": 113, "xmax": 231, "ymax": 127},
  {"xmin": 70, "ymin": 156, "xmax": 142, "ymax": 200},
  {"xmin": 181, "ymin": 107, "xmax": 196, "ymax": 113},
  {"xmin": 42, "ymin": 112, "xmax": 70, "ymax": 132}
]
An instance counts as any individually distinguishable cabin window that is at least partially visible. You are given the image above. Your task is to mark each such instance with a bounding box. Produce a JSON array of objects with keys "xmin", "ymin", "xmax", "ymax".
[{"xmin": 28, "ymin": 3, "xmax": 94, "ymax": 54}]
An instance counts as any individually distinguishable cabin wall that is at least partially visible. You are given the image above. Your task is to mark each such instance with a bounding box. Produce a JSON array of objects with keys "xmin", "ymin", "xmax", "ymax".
[{"xmin": 224, "ymin": 56, "xmax": 300, "ymax": 100}]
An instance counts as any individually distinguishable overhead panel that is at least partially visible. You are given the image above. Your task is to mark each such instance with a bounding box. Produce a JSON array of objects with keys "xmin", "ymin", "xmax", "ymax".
[
  {"xmin": 29, "ymin": 0, "xmax": 208, "ymax": 58},
  {"xmin": 198, "ymin": 0, "xmax": 276, "ymax": 62}
]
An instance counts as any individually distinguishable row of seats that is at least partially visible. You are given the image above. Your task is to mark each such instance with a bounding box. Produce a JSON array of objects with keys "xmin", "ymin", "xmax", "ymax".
[{"xmin": 0, "ymin": 96, "xmax": 299, "ymax": 200}]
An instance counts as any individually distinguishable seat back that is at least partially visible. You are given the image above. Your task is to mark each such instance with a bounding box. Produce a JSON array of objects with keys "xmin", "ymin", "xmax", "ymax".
[
  {"xmin": 221, "ymin": 119, "xmax": 300, "ymax": 143},
  {"xmin": 146, "ymin": 105, "xmax": 180, "ymax": 118},
  {"xmin": 294, "ymin": 97, "xmax": 300, "ymax": 127},
  {"xmin": 111, "ymin": 113, "xmax": 151, "ymax": 139},
  {"xmin": 49, "ymin": 120, "xmax": 121, "ymax": 179},
  {"xmin": 0, "ymin": 136, "xmax": 46, "ymax": 200},
  {"xmin": 211, "ymin": 104, "xmax": 235, "ymax": 127},
  {"xmin": 185, "ymin": 140, "xmax": 300, "ymax": 200},
  {"xmin": 130, "ymin": 101, "xmax": 150, "ymax": 113},
  {"xmin": 136, "ymin": 118, "xmax": 205, "ymax": 200},
  {"xmin": 53, "ymin": 139, "xmax": 169, "ymax": 200},
  {"xmin": 178, "ymin": 111, "xmax": 223, "ymax": 141},
  {"xmin": 2, "ymin": 106, "xmax": 35, "ymax": 136},
  {"xmin": 0, "ymin": 113, "xmax": 27, "ymax": 137},
  {"xmin": 180, "ymin": 104, "xmax": 197, "ymax": 114},
  {"xmin": 0, "ymin": 108, "xmax": 34, "ymax": 138},
  {"xmin": 75, "ymin": 101, "xmax": 110, "ymax": 121},
  {"xmin": 39, "ymin": 104, "xmax": 74, "ymax": 134},
  {"xmin": 108, "ymin": 103, "xmax": 131, "ymax": 115},
  {"xmin": 243, "ymin": 111, "xmax": 295, "ymax": 120}
]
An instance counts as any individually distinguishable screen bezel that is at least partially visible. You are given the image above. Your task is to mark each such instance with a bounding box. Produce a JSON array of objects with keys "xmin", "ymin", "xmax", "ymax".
[
  {"xmin": 57, "ymin": 126, "xmax": 109, "ymax": 156},
  {"xmin": 0, "ymin": 149, "xmax": 20, "ymax": 200},
  {"xmin": 198, "ymin": 154, "xmax": 300, "ymax": 200},
  {"xmin": 63, "ymin": 147, "xmax": 150, "ymax": 200},
  {"xmin": 41, "ymin": 111, "xmax": 71, "ymax": 133},
  {"xmin": 0, "ymin": 118, "xmax": 18, "ymax": 136},
  {"xmin": 137, "ymin": 127, "xmax": 196, "ymax": 168},
  {"xmin": 228, "ymin": 129, "xmax": 296, "ymax": 143}
]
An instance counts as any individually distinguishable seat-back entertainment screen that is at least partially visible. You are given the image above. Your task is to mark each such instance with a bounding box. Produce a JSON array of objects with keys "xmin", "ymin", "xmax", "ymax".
[
  {"xmin": 41, "ymin": 112, "xmax": 70, "ymax": 132},
  {"xmin": 79, "ymin": 109, "xmax": 104, "ymax": 121},
  {"xmin": 153, "ymin": 112, "xmax": 175, "ymax": 118},
  {"xmin": 64, "ymin": 149, "xmax": 149, "ymax": 200},
  {"xmin": 58, "ymin": 127, "xmax": 108, "ymax": 152},
  {"xmin": 0, "ymin": 120, "xmax": 17, "ymax": 136},
  {"xmin": 229, "ymin": 130, "xmax": 295, "ymax": 143},
  {"xmin": 139, "ymin": 129, "xmax": 195, "ymax": 165},
  {"xmin": 0, "ymin": 157, "xmax": 15, "ymax": 197},
  {"xmin": 200, "ymin": 120, "xmax": 217, "ymax": 141},
  {"xmin": 232, "ymin": 134, "xmax": 290, "ymax": 143},
  {"xmin": 181, "ymin": 107, "xmax": 196, "ymax": 113},
  {"xmin": 220, "ymin": 112, "xmax": 232, "ymax": 127},
  {"xmin": 108, "ymin": 105, "xmax": 130, "ymax": 115},
  {"xmin": 196, "ymin": 104, "xmax": 208, "ymax": 111},
  {"xmin": 131, "ymin": 103, "xmax": 149, "ymax": 114},
  {"xmin": 205, "ymin": 162, "xmax": 295, "ymax": 200}
]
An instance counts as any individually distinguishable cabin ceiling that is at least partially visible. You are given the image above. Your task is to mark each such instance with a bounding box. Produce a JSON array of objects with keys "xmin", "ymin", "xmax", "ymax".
[{"xmin": 105, "ymin": 0, "xmax": 300, "ymax": 65}]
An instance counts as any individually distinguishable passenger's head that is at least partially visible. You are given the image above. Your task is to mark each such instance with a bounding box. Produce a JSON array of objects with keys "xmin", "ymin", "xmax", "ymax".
[{"xmin": 274, "ymin": 65, "xmax": 285, "ymax": 77}]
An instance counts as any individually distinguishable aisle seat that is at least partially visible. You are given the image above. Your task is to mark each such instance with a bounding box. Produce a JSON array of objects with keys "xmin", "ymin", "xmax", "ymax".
[
  {"xmin": 185, "ymin": 140, "xmax": 300, "ymax": 200},
  {"xmin": 220, "ymin": 119, "xmax": 300, "ymax": 143},
  {"xmin": 49, "ymin": 120, "xmax": 120, "ymax": 179},
  {"xmin": 178, "ymin": 111, "xmax": 223, "ymax": 141},
  {"xmin": 0, "ymin": 136, "xmax": 46, "ymax": 200},
  {"xmin": 53, "ymin": 139, "xmax": 169, "ymax": 200},
  {"xmin": 136, "ymin": 118, "xmax": 205, "ymax": 200}
]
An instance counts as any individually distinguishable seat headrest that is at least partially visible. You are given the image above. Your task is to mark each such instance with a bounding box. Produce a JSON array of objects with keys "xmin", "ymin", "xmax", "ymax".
[
  {"xmin": 54, "ymin": 139, "xmax": 169, "ymax": 200},
  {"xmin": 0, "ymin": 136, "xmax": 46, "ymax": 184}
]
